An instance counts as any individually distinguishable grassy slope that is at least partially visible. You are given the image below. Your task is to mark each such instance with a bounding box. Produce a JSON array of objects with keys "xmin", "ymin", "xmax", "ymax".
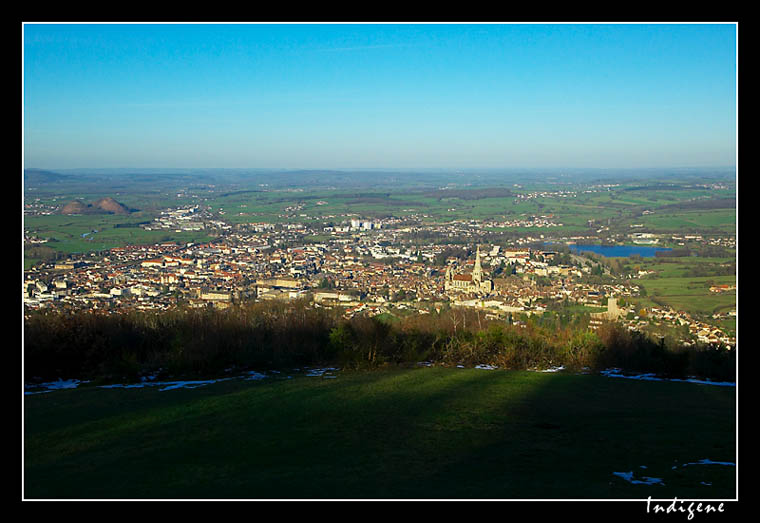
[{"xmin": 24, "ymin": 367, "xmax": 736, "ymax": 500}]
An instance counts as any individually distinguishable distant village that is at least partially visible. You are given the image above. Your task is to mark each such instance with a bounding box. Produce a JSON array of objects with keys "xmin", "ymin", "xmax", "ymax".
[{"xmin": 24, "ymin": 204, "xmax": 736, "ymax": 349}]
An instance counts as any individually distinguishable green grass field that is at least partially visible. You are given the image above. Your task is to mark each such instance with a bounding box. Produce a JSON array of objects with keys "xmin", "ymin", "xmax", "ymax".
[
  {"xmin": 25, "ymin": 180, "xmax": 735, "ymax": 262},
  {"xmin": 24, "ymin": 213, "xmax": 217, "ymax": 259},
  {"xmin": 628, "ymin": 257, "xmax": 736, "ymax": 321},
  {"xmin": 636, "ymin": 275, "xmax": 736, "ymax": 317},
  {"xmin": 24, "ymin": 367, "xmax": 736, "ymax": 500},
  {"xmin": 635, "ymin": 209, "xmax": 735, "ymax": 233}
]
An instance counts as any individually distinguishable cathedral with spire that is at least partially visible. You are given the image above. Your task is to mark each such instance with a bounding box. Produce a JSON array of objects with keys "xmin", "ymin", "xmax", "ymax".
[{"xmin": 444, "ymin": 245, "xmax": 494, "ymax": 295}]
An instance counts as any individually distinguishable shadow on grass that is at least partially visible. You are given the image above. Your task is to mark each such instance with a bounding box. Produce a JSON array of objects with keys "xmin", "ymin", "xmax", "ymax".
[
  {"xmin": 414, "ymin": 372, "xmax": 736, "ymax": 500},
  {"xmin": 24, "ymin": 367, "xmax": 736, "ymax": 500}
]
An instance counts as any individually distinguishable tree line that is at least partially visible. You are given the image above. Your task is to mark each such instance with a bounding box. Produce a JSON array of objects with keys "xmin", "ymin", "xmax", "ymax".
[{"xmin": 24, "ymin": 301, "xmax": 735, "ymax": 384}]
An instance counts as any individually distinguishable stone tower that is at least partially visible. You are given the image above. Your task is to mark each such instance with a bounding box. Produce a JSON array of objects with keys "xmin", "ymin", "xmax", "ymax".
[{"xmin": 472, "ymin": 245, "xmax": 483, "ymax": 285}]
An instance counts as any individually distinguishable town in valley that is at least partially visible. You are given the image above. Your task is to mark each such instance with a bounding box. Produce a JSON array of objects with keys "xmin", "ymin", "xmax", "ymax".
[{"xmin": 23, "ymin": 171, "xmax": 737, "ymax": 350}]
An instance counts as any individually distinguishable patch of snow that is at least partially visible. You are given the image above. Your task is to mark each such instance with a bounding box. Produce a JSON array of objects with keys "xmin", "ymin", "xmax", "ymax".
[
  {"xmin": 100, "ymin": 377, "xmax": 234, "ymax": 391},
  {"xmin": 25, "ymin": 378, "xmax": 89, "ymax": 394},
  {"xmin": 157, "ymin": 379, "xmax": 231, "ymax": 391},
  {"xmin": 600, "ymin": 368, "xmax": 735, "ymax": 387},
  {"xmin": 601, "ymin": 369, "xmax": 661, "ymax": 381},
  {"xmin": 540, "ymin": 365, "xmax": 565, "ymax": 373},
  {"xmin": 474, "ymin": 364, "xmax": 498, "ymax": 370},
  {"xmin": 670, "ymin": 377, "xmax": 736, "ymax": 387},
  {"xmin": 28, "ymin": 367, "xmax": 288, "ymax": 394},
  {"xmin": 99, "ymin": 383, "xmax": 150, "ymax": 389},
  {"xmin": 612, "ymin": 471, "xmax": 665, "ymax": 486},
  {"xmin": 304, "ymin": 367, "xmax": 339, "ymax": 377},
  {"xmin": 681, "ymin": 459, "xmax": 736, "ymax": 468}
]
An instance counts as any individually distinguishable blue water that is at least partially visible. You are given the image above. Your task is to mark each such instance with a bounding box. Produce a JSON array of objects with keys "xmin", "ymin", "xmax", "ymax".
[{"xmin": 565, "ymin": 244, "xmax": 672, "ymax": 258}]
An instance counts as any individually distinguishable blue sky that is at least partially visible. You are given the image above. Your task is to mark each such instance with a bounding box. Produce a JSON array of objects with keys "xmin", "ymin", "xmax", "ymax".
[{"xmin": 23, "ymin": 23, "xmax": 737, "ymax": 170}]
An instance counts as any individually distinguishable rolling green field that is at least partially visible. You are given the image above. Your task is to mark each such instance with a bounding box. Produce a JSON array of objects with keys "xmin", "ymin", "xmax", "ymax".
[
  {"xmin": 631, "ymin": 257, "xmax": 736, "ymax": 320},
  {"xmin": 24, "ymin": 175, "xmax": 736, "ymax": 266},
  {"xmin": 637, "ymin": 276, "xmax": 736, "ymax": 315},
  {"xmin": 24, "ymin": 367, "xmax": 736, "ymax": 499},
  {"xmin": 24, "ymin": 213, "xmax": 218, "ymax": 258},
  {"xmin": 634, "ymin": 209, "xmax": 736, "ymax": 233}
]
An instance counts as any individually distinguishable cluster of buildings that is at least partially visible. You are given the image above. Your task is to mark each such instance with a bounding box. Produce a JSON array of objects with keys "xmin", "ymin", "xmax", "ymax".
[
  {"xmin": 639, "ymin": 307, "xmax": 736, "ymax": 347},
  {"xmin": 142, "ymin": 205, "xmax": 225, "ymax": 233},
  {"xmin": 23, "ymin": 198, "xmax": 59, "ymax": 216},
  {"xmin": 670, "ymin": 234, "xmax": 736, "ymax": 249},
  {"xmin": 515, "ymin": 190, "xmax": 578, "ymax": 200},
  {"xmin": 482, "ymin": 215, "xmax": 564, "ymax": 228},
  {"xmin": 23, "ymin": 205, "xmax": 736, "ymax": 348}
]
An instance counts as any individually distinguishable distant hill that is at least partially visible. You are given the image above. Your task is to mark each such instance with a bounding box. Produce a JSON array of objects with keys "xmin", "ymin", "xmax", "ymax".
[
  {"xmin": 93, "ymin": 197, "xmax": 131, "ymax": 215},
  {"xmin": 59, "ymin": 201, "xmax": 90, "ymax": 215},
  {"xmin": 60, "ymin": 197, "xmax": 132, "ymax": 215},
  {"xmin": 24, "ymin": 168, "xmax": 69, "ymax": 184}
]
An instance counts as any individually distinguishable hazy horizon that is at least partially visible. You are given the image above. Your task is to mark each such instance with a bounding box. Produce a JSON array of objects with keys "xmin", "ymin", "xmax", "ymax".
[{"xmin": 25, "ymin": 165, "xmax": 737, "ymax": 174}]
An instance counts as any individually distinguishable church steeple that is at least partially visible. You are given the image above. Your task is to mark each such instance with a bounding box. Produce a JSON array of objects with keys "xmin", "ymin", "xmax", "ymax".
[{"xmin": 472, "ymin": 245, "xmax": 482, "ymax": 284}]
